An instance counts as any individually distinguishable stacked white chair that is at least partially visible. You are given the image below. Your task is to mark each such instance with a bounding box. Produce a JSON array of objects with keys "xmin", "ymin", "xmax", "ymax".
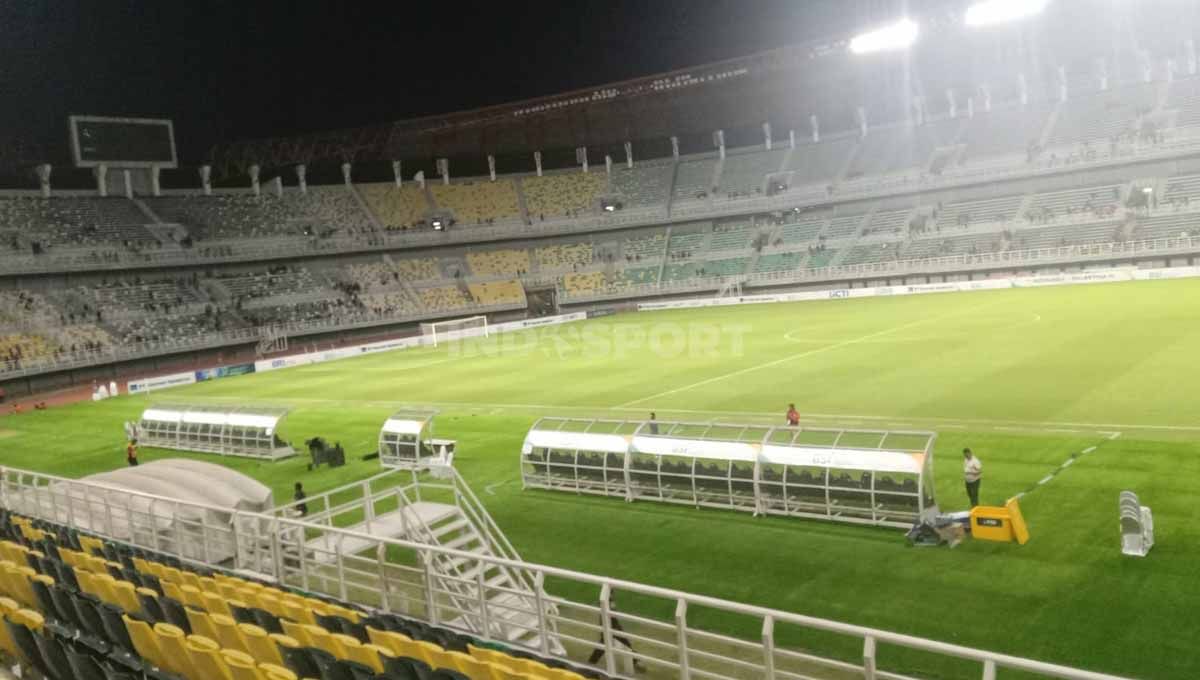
[{"xmin": 1119, "ymin": 491, "xmax": 1154, "ymax": 557}]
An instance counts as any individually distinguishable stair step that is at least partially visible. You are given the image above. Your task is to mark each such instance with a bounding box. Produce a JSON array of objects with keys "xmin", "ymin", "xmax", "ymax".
[
  {"xmin": 431, "ymin": 518, "xmax": 471, "ymax": 538},
  {"xmin": 444, "ymin": 533, "xmax": 482, "ymax": 551}
]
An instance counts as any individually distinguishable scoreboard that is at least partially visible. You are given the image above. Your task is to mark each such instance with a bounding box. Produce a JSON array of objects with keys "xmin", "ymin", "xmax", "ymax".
[{"xmin": 69, "ymin": 115, "xmax": 177, "ymax": 168}]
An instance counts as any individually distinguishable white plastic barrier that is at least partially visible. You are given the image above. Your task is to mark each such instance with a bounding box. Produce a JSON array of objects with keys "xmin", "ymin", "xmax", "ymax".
[
  {"xmin": 126, "ymin": 371, "xmax": 197, "ymax": 395},
  {"xmin": 637, "ymin": 266, "xmax": 1200, "ymax": 312}
]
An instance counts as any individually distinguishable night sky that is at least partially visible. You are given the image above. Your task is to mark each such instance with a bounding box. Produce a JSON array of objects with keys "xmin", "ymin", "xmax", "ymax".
[{"xmin": 0, "ymin": 0, "xmax": 895, "ymax": 163}]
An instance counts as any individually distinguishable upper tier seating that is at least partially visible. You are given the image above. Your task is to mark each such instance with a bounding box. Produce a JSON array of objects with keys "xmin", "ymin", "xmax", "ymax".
[
  {"xmin": 840, "ymin": 242, "xmax": 902, "ymax": 266},
  {"xmin": 847, "ymin": 127, "xmax": 919, "ymax": 178},
  {"xmin": 214, "ymin": 267, "xmax": 325, "ymax": 301},
  {"xmin": 609, "ymin": 161, "xmax": 674, "ymax": 207},
  {"xmin": 1026, "ymin": 184, "xmax": 1122, "ymax": 221},
  {"xmin": 563, "ymin": 271, "xmax": 606, "ymax": 295},
  {"xmin": 1167, "ymin": 76, "xmax": 1200, "ymax": 128},
  {"xmin": 361, "ymin": 291, "xmax": 419, "ymax": 316},
  {"xmin": 905, "ymin": 233, "xmax": 1008, "ymax": 259},
  {"xmin": 535, "ymin": 242, "xmax": 593, "ymax": 270},
  {"xmin": 786, "ymin": 136, "xmax": 856, "ymax": 186},
  {"xmin": 618, "ymin": 267, "xmax": 658, "ymax": 287},
  {"xmin": 778, "ymin": 216, "xmax": 827, "ymax": 244},
  {"xmin": 0, "ymin": 334, "xmax": 53, "ymax": 369},
  {"xmin": 287, "ymin": 187, "xmax": 371, "ymax": 232},
  {"xmin": 92, "ymin": 279, "xmax": 202, "ymax": 312},
  {"xmin": 709, "ymin": 221, "xmax": 755, "ymax": 251},
  {"xmin": 622, "ymin": 232, "xmax": 666, "ymax": 260},
  {"xmin": 522, "ymin": 173, "xmax": 605, "ymax": 218},
  {"xmin": 753, "ymin": 252, "xmax": 804, "ymax": 273},
  {"xmin": 824, "ymin": 214, "xmax": 866, "ymax": 239},
  {"xmin": 933, "ymin": 195, "xmax": 1024, "ymax": 231},
  {"xmin": 863, "ymin": 209, "xmax": 911, "ymax": 237},
  {"xmin": 467, "ymin": 279, "xmax": 524, "ymax": 306},
  {"xmin": 395, "ymin": 258, "xmax": 440, "ymax": 281},
  {"xmin": 148, "ymin": 195, "xmax": 316, "ymax": 240},
  {"xmin": 959, "ymin": 106, "xmax": 1051, "ymax": 164},
  {"xmin": 0, "ymin": 197, "xmax": 153, "ymax": 248},
  {"xmin": 666, "ymin": 227, "xmax": 707, "ymax": 258},
  {"xmin": 358, "ymin": 184, "xmax": 430, "ymax": 229},
  {"xmin": 345, "ymin": 262, "xmax": 400, "ymax": 291},
  {"xmin": 1012, "ymin": 222, "xmax": 1123, "ymax": 250},
  {"xmin": 1163, "ymin": 173, "xmax": 1200, "ymax": 206},
  {"xmin": 698, "ymin": 257, "xmax": 748, "ymax": 277},
  {"xmin": 430, "ymin": 180, "xmax": 521, "ymax": 224},
  {"xmin": 719, "ymin": 149, "xmax": 787, "ymax": 196},
  {"xmin": 419, "ymin": 286, "xmax": 471, "ymax": 312},
  {"xmin": 673, "ymin": 159, "xmax": 717, "ymax": 200},
  {"xmin": 1046, "ymin": 84, "xmax": 1156, "ymax": 148},
  {"xmin": 466, "ymin": 248, "xmax": 532, "ymax": 276},
  {"xmin": 1134, "ymin": 212, "xmax": 1200, "ymax": 239}
]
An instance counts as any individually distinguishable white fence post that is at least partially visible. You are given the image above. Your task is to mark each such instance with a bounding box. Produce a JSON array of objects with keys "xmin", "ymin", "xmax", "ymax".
[
  {"xmin": 983, "ymin": 659, "xmax": 997, "ymax": 680},
  {"xmin": 762, "ymin": 615, "xmax": 776, "ymax": 680},
  {"xmin": 676, "ymin": 598, "xmax": 691, "ymax": 680},
  {"xmin": 599, "ymin": 583, "xmax": 616, "ymax": 677},
  {"xmin": 534, "ymin": 571, "xmax": 551, "ymax": 657},
  {"xmin": 864, "ymin": 635, "xmax": 877, "ymax": 680}
]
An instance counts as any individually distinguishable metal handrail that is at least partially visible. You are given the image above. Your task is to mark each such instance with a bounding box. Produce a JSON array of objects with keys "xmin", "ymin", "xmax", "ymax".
[{"xmin": 0, "ymin": 464, "xmax": 1133, "ymax": 680}]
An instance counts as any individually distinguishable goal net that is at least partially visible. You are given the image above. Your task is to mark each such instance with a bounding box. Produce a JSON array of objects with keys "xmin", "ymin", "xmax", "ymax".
[{"xmin": 420, "ymin": 315, "xmax": 489, "ymax": 347}]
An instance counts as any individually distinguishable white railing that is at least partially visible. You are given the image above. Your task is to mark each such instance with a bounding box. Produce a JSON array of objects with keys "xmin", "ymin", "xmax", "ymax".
[
  {"xmin": 560, "ymin": 235, "xmax": 1200, "ymax": 304},
  {"xmin": 0, "ymin": 464, "xmax": 1133, "ymax": 680}
]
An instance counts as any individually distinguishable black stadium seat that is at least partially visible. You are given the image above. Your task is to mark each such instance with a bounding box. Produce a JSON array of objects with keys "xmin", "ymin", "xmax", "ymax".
[
  {"xmin": 64, "ymin": 641, "xmax": 111, "ymax": 680},
  {"xmin": 279, "ymin": 644, "xmax": 323, "ymax": 679},
  {"xmin": 33, "ymin": 629, "xmax": 76, "ymax": 680}
]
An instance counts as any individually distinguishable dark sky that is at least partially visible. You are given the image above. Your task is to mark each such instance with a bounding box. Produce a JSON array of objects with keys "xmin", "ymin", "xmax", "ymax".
[{"xmin": 0, "ymin": 0, "xmax": 897, "ymax": 162}]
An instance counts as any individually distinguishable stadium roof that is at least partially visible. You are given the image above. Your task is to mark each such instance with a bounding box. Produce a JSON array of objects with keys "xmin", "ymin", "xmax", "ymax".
[{"xmin": 206, "ymin": 1, "xmax": 1197, "ymax": 179}]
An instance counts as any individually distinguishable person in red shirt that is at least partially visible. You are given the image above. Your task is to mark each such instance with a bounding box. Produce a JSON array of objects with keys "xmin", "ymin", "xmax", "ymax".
[{"xmin": 786, "ymin": 403, "xmax": 800, "ymax": 426}]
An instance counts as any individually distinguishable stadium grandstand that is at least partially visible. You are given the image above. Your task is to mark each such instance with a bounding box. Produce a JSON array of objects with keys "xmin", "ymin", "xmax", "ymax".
[{"xmin": 1, "ymin": 1, "xmax": 1198, "ymax": 679}]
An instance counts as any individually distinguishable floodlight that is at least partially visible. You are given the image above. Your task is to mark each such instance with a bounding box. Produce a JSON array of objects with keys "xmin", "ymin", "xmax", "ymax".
[
  {"xmin": 431, "ymin": 218, "xmax": 444, "ymax": 231},
  {"xmin": 849, "ymin": 19, "xmax": 919, "ymax": 55},
  {"xmin": 965, "ymin": 0, "xmax": 1049, "ymax": 28}
]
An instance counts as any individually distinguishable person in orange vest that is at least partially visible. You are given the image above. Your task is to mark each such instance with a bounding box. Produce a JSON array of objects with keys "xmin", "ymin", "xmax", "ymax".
[
  {"xmin": 786, "ymin": 403, "xmax": 800, "ymax": 426},
  {"xmin": 126, "ymin": 439, "xmax": 139, "ymax": 467}
]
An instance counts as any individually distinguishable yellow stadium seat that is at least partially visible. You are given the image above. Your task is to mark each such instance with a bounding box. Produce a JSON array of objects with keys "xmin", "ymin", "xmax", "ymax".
[
  {"xmin": 280, "ymin": 619, "xmax": 311, "ymax": 646},
  {"xmin": 301, "ymin": 623, "xmax": 337, "ymax": 657},
  {"xmin": 239, "ymin": 622, "xmax": 283, "ymax": 666},
  {"xmin": 279, "ymin": 597, "xmax": 314, "ymax": 625},
  {"xmin": 258, "ymin": 663, "xmax": 298, "ymax": 680},
  {"xmin": 211, "ymin": 612, "xmax": 249, "ymax": 653},
  {"xmin": 221, "ymin": 648, "xmax": 262, "ymax": 680},
  {"xmin": 202, "ymin": 589, "xmax": 233, "ymax": 617},
  {"xmin": 444, "ymin": 650, "xmax": 494, "ymax": 679},
  {"xmin": 179, "ymin": 584, "xmax": 207, "ymax": 610},
  {"xmin": 331, "ymin": 633, "xmax": 383, "ymax": 672},
  {"xmin": 152, "ymin": 622, "xmax": 191, "ymax": 676},
  {"xmin": 161, "ymin": 579, "xmax": 185, "ymax": 603},
  {"xmin": 487, "ymin": 663, "xmax": 531, "ymax": 680},
  {"xmin": 123, "ymin": 614, "xmax": 164, "ymax": 669},
  {"xmin": 412, "ymin": 639, "xmax": 447, "ymax": 667},
  {"xmin": 186, "ymin": 607, "xmax": 219, "ymax": 640},
  {"xmin": 269, "ymin": 632, "xmax": 302, "ymax": 653},
  {"xmin": 79, "ymin": 536, "xmax": 105, "ymax": 556},
  {"xmin": 185, "ymin": 634, "xmax": 232, "ymax": 680},
  {"xmin": 110, "ymin": 579, "xmax": 142, "ymax": 613},
  {"xmin": 12, "ymin": 609, "xmax": 43, "ymax": 633}
]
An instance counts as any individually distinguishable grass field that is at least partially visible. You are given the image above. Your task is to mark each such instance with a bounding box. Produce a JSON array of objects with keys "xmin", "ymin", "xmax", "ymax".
[{"xmin": 3, "ymin": 277, "xmax": 1200, "ymax": 679}]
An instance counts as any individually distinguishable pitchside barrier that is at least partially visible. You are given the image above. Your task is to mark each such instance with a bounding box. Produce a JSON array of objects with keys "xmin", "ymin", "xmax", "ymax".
[
  {"xmin": 0, "ymin": 463, "xmax": 1133, "ymax": 680},
  {"xmin": 636, "ymin": 265, "xmax": 1200, "ymax": 311}
]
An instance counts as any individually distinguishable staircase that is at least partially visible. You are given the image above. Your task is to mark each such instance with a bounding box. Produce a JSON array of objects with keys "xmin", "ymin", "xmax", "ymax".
[{"xmin": 285, "ymin": 469, "xmax": 562, "ymax": 654}]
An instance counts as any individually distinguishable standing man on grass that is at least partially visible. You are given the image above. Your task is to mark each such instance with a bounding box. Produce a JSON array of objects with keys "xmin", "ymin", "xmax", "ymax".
[{"xmin": 963, "ymin": 448, "xmax": 982, "ymax": 508}]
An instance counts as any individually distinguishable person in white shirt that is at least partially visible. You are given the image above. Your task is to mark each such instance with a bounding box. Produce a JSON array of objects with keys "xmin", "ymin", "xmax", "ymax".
[{"xmin": 963, "ymin": 448, "xmax": 982, "ymax": 508}]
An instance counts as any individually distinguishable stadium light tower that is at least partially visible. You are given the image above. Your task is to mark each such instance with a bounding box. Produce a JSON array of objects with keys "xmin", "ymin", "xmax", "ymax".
[
  {"xmin": 849, "ymin": 19, "xmax": 919, "ymax": 55},
  {"xmin": 965, "ymin": 0, "xmax": 1050, "ymax": 28}
]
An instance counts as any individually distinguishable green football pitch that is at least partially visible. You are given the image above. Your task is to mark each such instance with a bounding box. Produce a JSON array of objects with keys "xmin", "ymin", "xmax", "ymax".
[{"xmin": 4, "ymin": 277, "xmax": 1199, "ymax": 679}]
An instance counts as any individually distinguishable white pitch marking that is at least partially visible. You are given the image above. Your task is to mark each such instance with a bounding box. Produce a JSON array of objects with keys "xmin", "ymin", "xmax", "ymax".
[
  {"xmin": 1108, "ymin": 431, "xmax": 1122, "ymax": 440},
  {"xmin": 1061, "ymin": 459, "xmax": 1075, "ymax": 468},
  {"xmin": 617, "ymin": 302, "xmax": 1004, "ymax": 408},
  {"xmin": 1048, "ymin": 428, "xmax": 1082, "ymax": 434},
  {"xmin": 484, "ymin": 479, "xmax": 513, "ymax": 496},
  {"xmin": 1082, "ymin": 446, "xmax": 1097, "ymax": 454},
  {"xmin": 1038, "ymin": 475, "xmax": 1054, "ymax": 485}
]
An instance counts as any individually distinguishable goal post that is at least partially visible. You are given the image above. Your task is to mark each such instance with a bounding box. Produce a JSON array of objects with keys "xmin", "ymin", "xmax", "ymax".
[{"xmin": 420, "ymin": 315, "xmax": 489, "ymax": 347}]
